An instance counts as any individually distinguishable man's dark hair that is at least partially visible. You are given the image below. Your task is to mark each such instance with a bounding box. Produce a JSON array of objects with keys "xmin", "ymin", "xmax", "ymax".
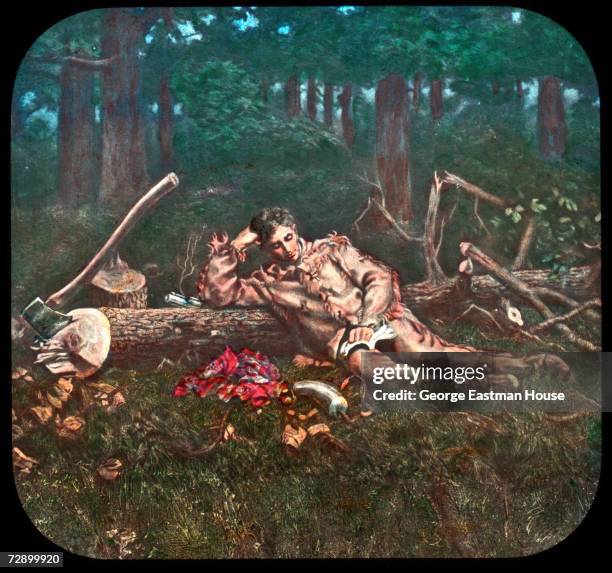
[{"xmin": 249, "ymin": 207, "xmax": 297, "ymax": 245}]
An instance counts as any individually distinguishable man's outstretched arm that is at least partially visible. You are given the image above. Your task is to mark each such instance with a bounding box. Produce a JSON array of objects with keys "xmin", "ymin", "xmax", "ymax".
[{"xmin": 196, "ymin": 231, "xmax": 268, "ymax": 307}]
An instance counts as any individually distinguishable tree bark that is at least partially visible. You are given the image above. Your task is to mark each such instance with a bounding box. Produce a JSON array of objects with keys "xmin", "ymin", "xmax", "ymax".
[
  {"xmin": 516, "ymin": 79, "xmax": 523, "ymax": 98},
  {"xmin": 285, "ymin": 76, "xmax": 301, "ymax": 118},
  {"xmin": 97, "ymin": 264, "xmax": 599, "ymax": 365},
  {"xmin": 492, "ymin": 80, "xmax": 500, "ymax": 96},
  {"xmin": 430, "ymin": 78, "xmax": 443, "ymax": 120},
  {"xmin": 158, "ymin": 71, "xmax": 174, "ymax": 173},
  {"xmin": 260, "ymin": 78, "xmax": 270, "ymax": 104},
  {"xmin": 90, "ymin": 254, "xmax": 148, "ymax": 309},
  {"xmin": 99, "ymin": 8, "xmax": 151, "ymax": 205},
  {"xmin": 413, "ymin": 73, "xmax": 422, "ymax": 111},
  {"xmin": 307, "ymin": 77, "xmax": 317, "ymax": 121},
  {"xmin": 323, "ymin": 82, "xmax": 333, "ymax": 126},
  {"xmin": 374, "ymin": 74, "xmax": 412, "ymax": 225},
  {"xmin": 338, "ymin": 84, "xmax": 355, "ymax": 147},
  {"xmin": 537, "ymin": 76, "xmax": 567, "ymax": 160},
  {"xmin": 57, "ymin": 58, "xmax": 97, "ymax": 205}
]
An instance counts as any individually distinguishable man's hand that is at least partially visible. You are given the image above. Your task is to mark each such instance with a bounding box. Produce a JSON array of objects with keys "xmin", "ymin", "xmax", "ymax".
[
  {"xmin": 348, "ymin": 326, "xmax": 374, "ymax": 344},
  {"xmin": 231, "ymin": 226, "xmax": 259, "ymax": 252}
]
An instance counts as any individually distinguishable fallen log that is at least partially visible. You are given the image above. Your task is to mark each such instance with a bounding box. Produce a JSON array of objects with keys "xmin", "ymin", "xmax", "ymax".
[{"xmin": 97, "ymin": 263, "xmax": 600, "ymax": 366}]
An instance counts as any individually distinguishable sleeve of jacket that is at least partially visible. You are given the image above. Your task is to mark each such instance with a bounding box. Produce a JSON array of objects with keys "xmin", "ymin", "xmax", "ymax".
[
  {"xmin": 331, "ymin": 237, "xmax": 398, "ymax": 327},
  {"xmin": 195, "ymin": 233, "xmax": 269, "ymax": 308}
]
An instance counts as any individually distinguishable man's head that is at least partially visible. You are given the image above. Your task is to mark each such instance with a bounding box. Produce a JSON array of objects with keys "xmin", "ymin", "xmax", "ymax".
[{"xmin": 250, "ymin": 207, "xmax": 300, "ymax": 263}]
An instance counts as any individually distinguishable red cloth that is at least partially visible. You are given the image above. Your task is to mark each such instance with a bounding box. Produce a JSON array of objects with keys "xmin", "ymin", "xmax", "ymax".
[{"xmin": 173, "ymin": 346, "xmax": 290, "ymax": 408}]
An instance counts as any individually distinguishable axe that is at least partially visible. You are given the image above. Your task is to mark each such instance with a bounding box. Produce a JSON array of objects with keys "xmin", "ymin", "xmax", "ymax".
[{"xmin": 21, "ymin": 173, "xmax": 180, "ymax": 377}]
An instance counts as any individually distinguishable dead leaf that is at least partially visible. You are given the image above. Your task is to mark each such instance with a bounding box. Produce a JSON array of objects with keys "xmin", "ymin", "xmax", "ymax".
[
  {"xmin": 286, "ymin": 409, "xmax": 296, "ymax": 417},
  {"xmin": 55, "ymin": 415, "xmax": 86, "ymax": 440},
  {"xmin": 306, "ymin": 408, "xmax": 318, "ymax": 419},
  {"xmin": 223, "ymin": 423, "xmax": 236, "ymax": 441},
  {"xmin": 281, "ymin": 424, "xmax": 307, "ymax": 451},
  {"xmin": 46, "ymin": 392, "xmax": 64, "ymax": 410},
  {"xmin": 340, "ymin": 377, "xmax": 351, "ymax": 391},
  {"xmin": 11, "ymin": 367, "xmax": 27, "ymax": 380},
  {"xmin": 57, "ymin": 377, "xmax": 73, "ymax": 393},
  {"xmin": 80, "ymin": 386, "xmax": 95, "ymax": 410},
  {"xmin": 12, "ymin": 408, "xmax": 17, "ymax": 423},
  {"xmin": 360, "ymin": 410, "xmax": 373, "ymax": 417},
  {"xmin": 12, "ymin": 424, "xmax": 24, "ymax": 441},
  {"xmin": 106, "ymin": 392, "xmax": 126, "ymax": 413},
  {"xmin": 307, "ymin": 423, "xmax": 331, "ymax": 437},
  {"xmin": 97, "ymin": 458, "xmax": 123, "ymax": 481},
  {"xmin": 30, "ymin": 406, "xmax": 53, "ymax": 425},
  {"xmin": 87, "ymin": 382, "xmax": 117, "ymax": 394},
  {"xmin": 307, "ymin": 423, "xmax": 349, "ymax": 453},
  {"xmin": 23, "ymin": 375, "xmax": 35, "ymax": 384},
  {"xmin": 13, "ymin": 447, "xmax": 38, "ymax": 475}
]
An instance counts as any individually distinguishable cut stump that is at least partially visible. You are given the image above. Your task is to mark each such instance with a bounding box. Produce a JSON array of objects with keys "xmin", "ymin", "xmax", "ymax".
[{"xmin": 90, "ymin": 253, "xmax": 148, "ymax": 309}]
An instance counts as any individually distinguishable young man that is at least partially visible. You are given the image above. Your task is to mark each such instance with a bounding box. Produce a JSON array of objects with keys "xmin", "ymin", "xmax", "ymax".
[{"xmin": 196, "ymin": 207, "xmax": 475, "ymax": 378}]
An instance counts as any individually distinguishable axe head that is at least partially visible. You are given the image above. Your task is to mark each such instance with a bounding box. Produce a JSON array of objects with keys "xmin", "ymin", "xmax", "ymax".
[{"xmin": 21, "ymin": 297, "xmax": 74, "ymax": 340}]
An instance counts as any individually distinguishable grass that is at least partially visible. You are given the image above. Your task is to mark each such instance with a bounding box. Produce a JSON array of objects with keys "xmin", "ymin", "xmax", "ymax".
[{"xmin": 12, "ymin": 338, "xmax": 601, "ymax": 559}]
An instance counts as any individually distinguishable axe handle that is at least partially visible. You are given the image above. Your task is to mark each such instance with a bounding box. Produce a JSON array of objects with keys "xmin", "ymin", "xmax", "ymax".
[{"xmin": 46, "ymin": 173, "xmax": 180, "ymax": 308}]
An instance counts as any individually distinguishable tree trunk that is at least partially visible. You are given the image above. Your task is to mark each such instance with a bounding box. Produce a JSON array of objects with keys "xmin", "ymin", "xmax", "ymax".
[
  {"xmin": 90, "ymin": 253, "xmax": 148, "ymax": 309},
  {"xmin": 537, "ymin": 76, "xmax": 567, "ymax": 160},
  {"xmin": 98, "ymin": 264, "xmax": 599, "ymax": 366},
  {"xmin": 430, "ymin": 78, "xmax": 443, "ymax": 120},
  {"xmin": 158, "ymin": 71, "xmax": 174, "ymax": 173},
  {"xmin": 57, "ymin": 58, "xmax": 97, "ymax": 205},
  {"xmin": 338, "ymin": 84, "xmax": 355, "ymax": 147},
  {"xmin": 492, "ymin": 80, "xmax": 500, "ymax": 96},
  {"xmin": 285, "ymin": 76, "xmax": 301, "ymax": 118},
  {"xmin": 307, "ymin": 77, "xmax": 317, "ymax": 121},
  {"xmin": 260, "ymin": 78, "xmax": 270, "ymax": 104},
  {"xmin": 413, "ymin": 72, "xmax": 422, "ymax": 111},
  {"xmin": 99, "ymin": 8, "xmax": 150, "ymax": 205},
  {"xmin": 516, "ymin": 79, "xmax": 523, "ymax": 98},
  {"xmin": 374, "ymin": 74, "xmax": 412, "ymax": 225},
  {"xmin": 323, "ymin": 82, "xmax": 333, "ymax": 126}
]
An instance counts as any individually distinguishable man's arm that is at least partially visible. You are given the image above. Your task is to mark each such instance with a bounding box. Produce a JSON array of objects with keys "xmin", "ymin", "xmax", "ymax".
[
  {"xmin": 331, "ymin": 238, "xmax": 399, "ymax": 328},
  {"xmin": 196, "ymin": 231, "xmax": 268, "ymax": 307}
]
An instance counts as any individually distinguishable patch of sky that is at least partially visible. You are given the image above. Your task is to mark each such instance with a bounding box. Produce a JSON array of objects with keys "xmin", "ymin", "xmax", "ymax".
[
  {"xmin": 174, "ymin": 103, "xmax": 183, "ymax": 115},
  {"xmin": 511, "ymin": 10, "xmax": 523, "ymax": 24},
  {"xmin": 27, "ymin": 106, "xmax": 57, "ymax": 131},
  {"xmin": 563, "ymin": 87, "xmax": 580, "ymax": 107},
  {"xmin": 20, "ymin": 91, "xmax": 36, "ymax": 109},
  {"xmin": 201, "ymin": 13, "xmax": 216, "ymax": 25},
  {"xmin": 278, "ymin": 25, "xmax": 291, "ymax": 35},
  {"xmin": 177, "ymin": 20, "xmax": 202, "ymax": 42},
  {"xmin": 234, "ymin": 11, "xmax": 259, "ymax": 31},
  {"xmin": 337, "ymin": 6, "xmax": 357, "ymax": 15}
]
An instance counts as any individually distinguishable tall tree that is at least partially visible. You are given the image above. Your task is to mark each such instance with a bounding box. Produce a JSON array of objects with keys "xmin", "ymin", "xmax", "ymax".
[
  {"xmin": 99, "ymin": 8, "xmax": 161, "ymax": 205},
  {"xmin": 57, "ymin": 56, "xmax": 97, "ymax": 205},
  {"xmin": 537, "ymin": 76, "xmax": 567, "ymax": 160},
  {"xmin": 285, "ymin": 76, "xmax": 301, "ymax": 118},
  {"xmin": 338, "ymin": 84, "xmax": 355, "ymax": 147},
  {"xmin": 323, "ymin": 83, "xmax": 334, "ymax": 126},
  {"xmin": 306, "ymin": 77, "xmax": 317, "ymax": 121},
  {"xmin": 375, "ymin": 74, "xmax": 412, "ymax": 224},
  {"xmin": 430, "ymin": 78, "xmax": 443, "ymax": 120}
]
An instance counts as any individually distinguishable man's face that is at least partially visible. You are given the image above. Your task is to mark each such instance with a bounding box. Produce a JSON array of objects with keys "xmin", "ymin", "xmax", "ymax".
[{"xmin": 263, "ymin": 225, "xmax": 300, "ymax": 262}]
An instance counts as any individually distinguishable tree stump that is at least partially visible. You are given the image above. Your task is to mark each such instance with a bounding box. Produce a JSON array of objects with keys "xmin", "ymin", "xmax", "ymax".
[{"xmin": 90, "ymin": 253, "xmax": 148, "ymax": 309}]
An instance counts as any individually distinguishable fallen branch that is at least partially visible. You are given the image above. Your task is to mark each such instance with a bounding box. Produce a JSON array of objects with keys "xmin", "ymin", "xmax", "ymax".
[
  {"xmin": 530, "ymin": 298, "xmax": 602, "ymax": 334},
  {"xmin": 442, "ymin": 172, "xmax": 513, "ymax": 209},
  {"xmin": 460, "ymin": 242, "xmax": 600, "ymax": 351},
  {"xmin": 512, "ymin": 211, "xmax": 536, "ymax": 269}
]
